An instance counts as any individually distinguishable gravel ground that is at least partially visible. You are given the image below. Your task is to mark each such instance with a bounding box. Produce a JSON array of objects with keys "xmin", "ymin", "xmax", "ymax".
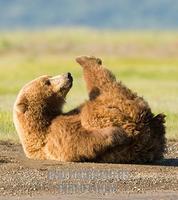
[{"xmin": 0, "ymin": 140, "xmax": 177, "ymax": 199}]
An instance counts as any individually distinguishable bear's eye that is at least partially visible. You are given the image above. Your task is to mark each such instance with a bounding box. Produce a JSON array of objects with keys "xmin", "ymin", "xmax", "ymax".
[{"xmin": 44, "ymin": 80, "xmax": 51, "ymax": 86}]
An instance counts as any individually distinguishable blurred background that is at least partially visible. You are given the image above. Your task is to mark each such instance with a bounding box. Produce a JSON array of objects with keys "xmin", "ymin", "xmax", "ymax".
[{"xmin": 0, "ymin": 0, "xmax": 178, "ymax": 141}]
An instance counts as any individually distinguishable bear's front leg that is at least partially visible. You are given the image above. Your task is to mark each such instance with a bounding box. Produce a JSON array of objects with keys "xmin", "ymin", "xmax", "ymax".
[{"xmin": 76, "ymin": 56, "xmax": 116, "ymax": 99}]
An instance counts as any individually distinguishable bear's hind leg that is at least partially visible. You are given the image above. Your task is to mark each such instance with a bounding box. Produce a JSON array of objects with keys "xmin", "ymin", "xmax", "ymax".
[{"xmin": 76, "ymin": 56, "xmax": 116, "ymax": 99}]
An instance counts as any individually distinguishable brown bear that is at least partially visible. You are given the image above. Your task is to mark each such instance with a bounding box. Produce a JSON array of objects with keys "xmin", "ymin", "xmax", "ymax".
[{"xmin": 13, "ymin": 56, "xmax": 166, "ymax": 163}]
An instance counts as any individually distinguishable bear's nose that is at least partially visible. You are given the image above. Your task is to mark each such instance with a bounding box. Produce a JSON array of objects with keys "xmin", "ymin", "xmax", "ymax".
[
  {"xmin": 67, "ymin": 72, "xmax": 73, "ymax": 81},
  {"xmin": 67, "ymin": 72, "xmax": 71, "ymax": 78}
]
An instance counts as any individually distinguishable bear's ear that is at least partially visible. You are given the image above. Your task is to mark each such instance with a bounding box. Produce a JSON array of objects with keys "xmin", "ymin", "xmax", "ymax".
[{"xmin": 16, "ymin": 97, "xmax": 28, "ymax": 113}]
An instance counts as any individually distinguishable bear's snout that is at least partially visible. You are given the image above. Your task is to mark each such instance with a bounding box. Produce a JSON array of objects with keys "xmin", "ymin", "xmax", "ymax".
[
  {"xmin": 62, "ymin": 73, "xmax": 73, "ymax": 88},
  {"xmin": 66, "ymin": 72, "xmax": 73, "ymax": 82},
  {"xmin": 49, "ymin": 73, "xmax": 73, "ymax": 95},
  {"xmin": 63, "ymin": 72, "xmax": 73, "ymax": 83}
]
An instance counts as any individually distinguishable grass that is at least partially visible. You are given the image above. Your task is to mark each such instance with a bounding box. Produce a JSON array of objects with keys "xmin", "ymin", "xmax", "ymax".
[{"xmin": 0, "ymin": 29, "xmax": 178, "ymax": 141}]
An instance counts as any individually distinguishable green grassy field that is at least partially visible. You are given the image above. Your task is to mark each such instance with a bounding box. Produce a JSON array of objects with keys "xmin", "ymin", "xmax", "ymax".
[{"xmin": 0, "ymin": 29, "xmax": 178, "ymax": 141}]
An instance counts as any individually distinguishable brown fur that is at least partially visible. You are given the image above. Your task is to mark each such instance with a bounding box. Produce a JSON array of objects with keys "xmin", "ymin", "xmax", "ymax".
[
  {"xmin": 13, "ymin": 56, "xmax": 166, "ymax": 163},
  {"xmin": 13, "ymin": 74, "xmax": 126, "ymax": 162},
  {"xmin": 76, "ymin": 56, "xmax": 166, "ymax": 163}
]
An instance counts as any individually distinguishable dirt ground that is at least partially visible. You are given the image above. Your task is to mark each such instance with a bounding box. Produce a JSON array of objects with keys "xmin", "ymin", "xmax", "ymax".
[{"xmin": 0, "ymin": 140, "xmax": 178, "ymax": 200}]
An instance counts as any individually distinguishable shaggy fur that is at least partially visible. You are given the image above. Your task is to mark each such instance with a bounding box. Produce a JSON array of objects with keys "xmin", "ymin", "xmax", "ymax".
[
  {"xmin": 76, "ymin": 56, "xmax": 166, "ymax": 163},
  {"xmin": 13, "ymin": 56, "xmax": 166, "ymax": 163},
  {"xmin": 13, "ymin": 73, "xmax": 126, "ymax": 162}
]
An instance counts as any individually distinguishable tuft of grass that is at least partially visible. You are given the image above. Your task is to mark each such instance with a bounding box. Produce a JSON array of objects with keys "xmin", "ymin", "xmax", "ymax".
[{"xmin": 0, "ymin": 110, "xmax": 18, "ymax": 141}]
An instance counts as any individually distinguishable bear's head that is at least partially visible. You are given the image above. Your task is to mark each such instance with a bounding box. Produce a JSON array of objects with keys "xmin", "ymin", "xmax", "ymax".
[{"xmin": 14, "ymin": 73, "xmax": 73, "ymax": 116}]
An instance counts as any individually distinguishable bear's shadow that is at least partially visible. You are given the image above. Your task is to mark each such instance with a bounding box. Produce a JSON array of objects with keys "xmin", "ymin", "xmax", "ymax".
[{"xmin": 151, "ymin": 158, "xmax": 178, "ymax": 167}]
